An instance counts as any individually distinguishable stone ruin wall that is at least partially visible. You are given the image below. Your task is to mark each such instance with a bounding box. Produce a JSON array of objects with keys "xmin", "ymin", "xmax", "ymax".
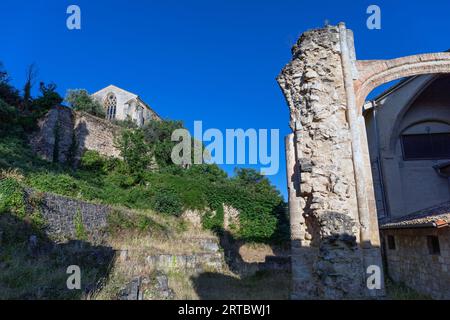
[
  {"xmin": 278, "ymin": 23, "xmax": 450, "ymax": 299},
  {"xmin": 278, "ymin": 26, "xmax": 365, "ymax": 299},
  {"xmin": 30, "ymin": 106, "xmax": 121, "ymax": 166}
]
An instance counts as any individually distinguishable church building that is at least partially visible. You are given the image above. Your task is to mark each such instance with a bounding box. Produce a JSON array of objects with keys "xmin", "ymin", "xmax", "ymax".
[
  {"xmin": 365, "ymin": 74, "xmax": 450, "ymax": 299},
  {"xmin": 91, "ymin": 85, "xmax": 161, "ymax": 126}
]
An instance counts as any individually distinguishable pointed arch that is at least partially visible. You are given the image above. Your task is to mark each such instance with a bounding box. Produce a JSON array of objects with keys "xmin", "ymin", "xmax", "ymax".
[
  {"xmin": 355, "ymin": 53, "xmax": 450, "ymax": 113},
  {"xmin": 104, "ymin": 92, "xmax": 117, "ymax": 120}
]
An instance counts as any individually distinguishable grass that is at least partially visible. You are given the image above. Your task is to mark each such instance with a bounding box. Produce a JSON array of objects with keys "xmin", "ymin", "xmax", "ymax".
[{"xmin": 385, "ymin": 278, "xmax": 432, "ymax": 300}]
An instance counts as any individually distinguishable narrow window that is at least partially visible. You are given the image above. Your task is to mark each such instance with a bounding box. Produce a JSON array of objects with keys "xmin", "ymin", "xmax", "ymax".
[
  {"xmin": 104, "ymin": 93, "xmax": 117, "ymax": 120},
  {"xmin": 387, "ymin": 235, "xmax": 396, "ymax": 250},
  {"xmin": 427, "ymin": 236, "xmax": 440, "ymax": 255}
]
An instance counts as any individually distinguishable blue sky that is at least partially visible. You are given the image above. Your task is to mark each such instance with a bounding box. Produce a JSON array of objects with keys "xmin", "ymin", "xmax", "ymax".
[{"xmin": 1, "ymin": 0, "xmax": 450, "ymax": 200}]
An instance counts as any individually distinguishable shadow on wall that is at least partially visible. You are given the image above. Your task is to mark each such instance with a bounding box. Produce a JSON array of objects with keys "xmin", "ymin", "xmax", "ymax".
[
  {"xmin": 73, "ymin": 120, "xmax": 89, "ymax": 167},
  {"xmin": 190, "ymin": 230, "xmax": 291, "ymax": 300},
  {"xmin": 0, "ymin": 212, "xmax": 115, "ymax": 300}
]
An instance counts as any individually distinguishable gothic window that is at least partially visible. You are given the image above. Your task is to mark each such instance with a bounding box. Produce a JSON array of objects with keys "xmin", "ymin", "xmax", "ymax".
[{"xmin": 104, "ymin": 93, "xmax": 117, "ymax": 120}]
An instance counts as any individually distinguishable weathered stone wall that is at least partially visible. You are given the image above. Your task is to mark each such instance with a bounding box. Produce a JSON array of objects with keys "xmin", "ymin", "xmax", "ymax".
[
  {"xmin": 278, "ymin": 26, "xmax": 366, "ymax": 299},
  {"xmin": 30, "ymin": 106, "xmax": 121, "ymax": 166},
  {"xmin": 382, "ymin": 228, "xmax": 450, "ymax": 299},
  {"xmin": 181, "ymin": 204, "xmax": 241, "ymax": 233},
  {"xmin": 278, "ymin": 22, "xmax": 450, "ymax": 299},
  {"xmin": 24, "ymin": 189, "xmax": 110, "ymax": 242},
  {"xmin": 73, "ymin": 111, "xmax": 121, "ymax": 161}
]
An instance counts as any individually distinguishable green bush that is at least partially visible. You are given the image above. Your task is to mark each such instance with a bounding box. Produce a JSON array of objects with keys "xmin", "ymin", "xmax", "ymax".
[
  {"xmin": 202, "ymin": 203, "xmax": 224, "ymax": 232},
  {"xmin": 65, "ymin": 89, "xmax": 105, "ymax": 117},
  {"xmin": 27, "ymin": 172, "xmax": 81, "ymax": 198},
  {"xmin": 74, "ymin": 210, "xmax": 87, "ymax": 240},
  {"xmin": 0, "ymin": 178, "xmax": 25, "ymax": 217},
  {"xmin": 115, "ymin": 129, "xmax": 152, "ymax": 176},
  {"xmin": 0, "ymin": 98, "xmax": 17, "ymax": 124},
  {"xmin": 151, "ymin": 186, "xmax": 183, "ymax": 217},
  {"xmin": 80, "ymin": 150, "xmax": 106, "ymax": 172},
  {"xmin": 32, "ymin": 82, "xmax": 63, "ymax": 113},
  {"xmin": 107, "ymin": 209, "xmax": 165, "ymax": 235}
]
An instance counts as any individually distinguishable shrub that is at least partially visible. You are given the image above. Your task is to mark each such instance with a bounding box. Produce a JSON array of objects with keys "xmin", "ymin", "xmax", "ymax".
[
  {"xmin": 142, "ymin": 120, "xmax": 184, "ymax": 167},
  {"xmin": 0, "ymin": 98, "xmax": 17, "ymax": 128},
  {"xmin": 74, "ymin": 210, "xmax": 87, "ymax": 240},
  {"xmin": 151, "ymin": 187, "xmax": 183, "ymax": 217},
  {"xmin": 116, "ymin": 129, "xmax": 152, "ymax": 175},
  {"xmin": 0, "ymin": 178, "xmax": 25, "ymax": 217},
  {"xmin": 80, "ymin": 150, "xmax": 106, "ymax": 172},
  {"xmin": 107, "ymin": 209, "xmax": 164, "ymax": 235},
  {"xmin": 111, "ymin": 116, "xmax": 138, "ymax": 129},
  {"xmin": 0, "ymin": 62, "xmax": 21, "ymax": 107},
  {"xmin": 32, "ymin": 82, "xmax": 63, "ymax": 113},
  {"xmin": 65, "ymin": 89, "xmax": 105, "ymax": 117},
  {"xmin": 202, "ymin": 204, "xmax": 224, "ymax": 232},
  {"xmin": 27, "ymin": 173, "xmax": 81, "ymax": 197}
]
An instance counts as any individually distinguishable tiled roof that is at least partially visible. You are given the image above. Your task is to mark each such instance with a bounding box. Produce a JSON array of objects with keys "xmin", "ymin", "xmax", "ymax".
[{"xmin": 379, "ymin": 202, "xmax": 450, "ymax": 230}]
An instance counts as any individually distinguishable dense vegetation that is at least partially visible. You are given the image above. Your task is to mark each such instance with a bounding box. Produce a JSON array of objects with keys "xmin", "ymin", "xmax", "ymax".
[{"xmin": 0, "ymin": 62, "xmax": 289, "ymax": 244}]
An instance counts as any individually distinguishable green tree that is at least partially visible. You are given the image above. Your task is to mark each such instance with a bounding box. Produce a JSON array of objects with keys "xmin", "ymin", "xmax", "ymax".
[
  {"xmin": 0, "ymin": 98, "xmax": 17, "ymax": 125},
  {"xmin": 116, "ymin": 129, "xmax": 152, "ymax": 175},
  {"xmin": 65, "ymin": 89, "xmax": 105, "ymax": 117},
  {"xmin": 142, "ymin": 120, "xmax": 184, "ymax": 167},
  {"xmin": 22, "ymin": 63, "xmax": 38, "ymax": 112},
  {"xmin": 32, "ymin": 82, "xmax": 63, "ymax": 111},
  {"xmin": 0, "ymin": 62, "xmax": 22, "ymax": 107}
]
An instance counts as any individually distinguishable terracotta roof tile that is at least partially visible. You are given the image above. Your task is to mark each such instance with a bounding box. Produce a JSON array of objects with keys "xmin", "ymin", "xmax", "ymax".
[{"xmin": 379, "ymin": 202, "xmax": 450, "ymax": 229}]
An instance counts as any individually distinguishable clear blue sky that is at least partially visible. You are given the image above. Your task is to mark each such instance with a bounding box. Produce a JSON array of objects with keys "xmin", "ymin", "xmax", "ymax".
[{"xmin": 1, "ymin": 0, "xmax": 450, "ymax": 200}]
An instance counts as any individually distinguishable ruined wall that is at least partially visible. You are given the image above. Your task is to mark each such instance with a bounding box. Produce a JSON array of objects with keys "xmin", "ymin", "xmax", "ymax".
[
  {"xmin": 73, "ymin": 111, "xmax": 121, "ymax": 161},
  {"xmin": 278, "ymin": 26, "xmax": 366, "ymax": 299},
  {"xmin": 24, "ymin": 188, "xmax": 110, "ymax": 242},
  {"xmin": 278, "ymin": 22, "xmax": 450, "ymax": 300},
  {"xmin": 30, "ymin": 106, "xmax": 121, "ymax": 166},
  {"xmin": 382, "ymin": 228, "xmax": 450, "ymax": 299}
]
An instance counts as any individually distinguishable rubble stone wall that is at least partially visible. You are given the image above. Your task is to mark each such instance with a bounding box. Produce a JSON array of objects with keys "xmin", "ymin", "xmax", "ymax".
[
  {"xmin": 30, "ymin": 106, "xmax": 121, "ymax": 166},
  {"xmin": 278, "ymin": 22, "xmax": 450, "ymax": 299},
  {"xmin": 382, "ymin": 228, "xmax": 450, "ymax": 299},
  {"xmin": 278, "ymin": 26, "xmax": 365, "ymax": 299}
]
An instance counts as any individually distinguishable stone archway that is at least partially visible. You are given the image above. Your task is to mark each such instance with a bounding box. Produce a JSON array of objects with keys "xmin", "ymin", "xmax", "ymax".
[{"xmin": 278, "ymin": 23, "xmax": 450, "ymax": 299}]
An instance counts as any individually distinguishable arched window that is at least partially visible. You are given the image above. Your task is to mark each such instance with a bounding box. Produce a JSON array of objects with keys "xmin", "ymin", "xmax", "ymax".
[
  {"xmin": 401, "ymin": 121, "xmax": 450, "ymax": 160},
  {"xmin": 104, "ymin": 93, "xmax": 117, "ymax": 120}
]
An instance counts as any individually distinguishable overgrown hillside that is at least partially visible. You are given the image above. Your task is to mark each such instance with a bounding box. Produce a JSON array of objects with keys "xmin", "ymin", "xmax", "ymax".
[{"xmin": 0, "ymin": 62, "xmax": 290, "ymax": 299}]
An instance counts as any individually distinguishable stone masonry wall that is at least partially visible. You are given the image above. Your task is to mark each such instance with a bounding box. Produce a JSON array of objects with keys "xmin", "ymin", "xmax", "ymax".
[
  {"xmin": 73, "ymin": 111, "xmax": 121, "ymax": 162},
  {"xmin": 24, "ymin": 188, "xmax": 110, "ymax": 242},
  {"xmin": 382, "ymin": 228, "xmax": 450, "ymax": 299},
  {"xmin": 30, "ymin": 106, "xmax": 121, "ymax": 166},
  {"xmin": 278, "ymin": 26, "xmax": 365, "ymax": 299}
]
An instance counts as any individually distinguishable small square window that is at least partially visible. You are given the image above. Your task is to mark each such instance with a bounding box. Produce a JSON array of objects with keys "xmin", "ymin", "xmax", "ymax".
[
  {"xmin": 427, "ymin": 236, "xmax": 440, "ymax": 255},
  {"xmin": 387, "ymin": 235, "xmax": 396, "ymax": 250}
]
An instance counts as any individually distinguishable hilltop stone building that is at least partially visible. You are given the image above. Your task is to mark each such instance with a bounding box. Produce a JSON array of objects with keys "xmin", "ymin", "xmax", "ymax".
[
  {"xmin": 91, "ymin": 85, "xmax": 161, "ymax": 126},
  {"xmin": 365, "ymin": 74, "xmax": 450, "ymax": 299}
]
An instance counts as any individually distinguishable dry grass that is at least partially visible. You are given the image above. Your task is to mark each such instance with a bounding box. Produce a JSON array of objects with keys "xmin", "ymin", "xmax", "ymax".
[
  {"xmin": 166, "ymin": 269, "xmax": 291, "ymax": 300},
  {"xmin": 93, "ymin": 207, "xmax": 291, "ymax": 300},
  {"xmin": 385, "ymin": 278, "xmax": 432, "ymax": 300},
  {"xmin": 94, "ymin": 208, "xmax": 223, "ymax": 300},
  {"xmin": 0, "ymin": 168, "xmax": 24, "ymax": 182}
]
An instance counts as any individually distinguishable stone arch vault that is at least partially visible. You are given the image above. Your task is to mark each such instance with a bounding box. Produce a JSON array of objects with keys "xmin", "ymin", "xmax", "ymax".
[{"xmin": 277, "ymin": 23, "xmax": 450, "ymax": 299}]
